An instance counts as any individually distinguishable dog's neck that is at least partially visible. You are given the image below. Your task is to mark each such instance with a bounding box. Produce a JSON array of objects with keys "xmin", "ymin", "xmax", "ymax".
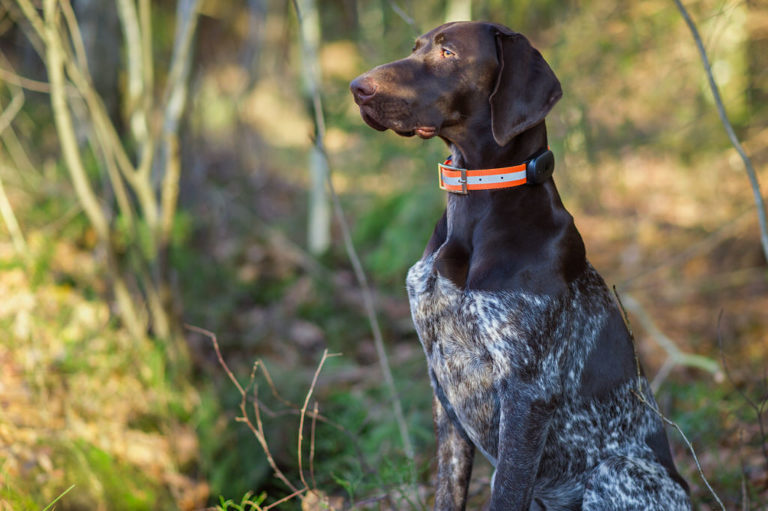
[
  {"xmin": 442, "ymin": 121, "xmax": 552, "ymax": 239},
  {"xmin": 447, "ymin": 120, "xmax": 548, "ymax": 171},
  {"xmin": 435, "ymin": 122, "xmax": 586, "ymax": 291}
]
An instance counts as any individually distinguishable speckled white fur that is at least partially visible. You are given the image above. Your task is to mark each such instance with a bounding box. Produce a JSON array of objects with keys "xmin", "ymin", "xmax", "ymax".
[{"xmin": 407, "ymin": 252, "xmax": 691, "ymax": 510}]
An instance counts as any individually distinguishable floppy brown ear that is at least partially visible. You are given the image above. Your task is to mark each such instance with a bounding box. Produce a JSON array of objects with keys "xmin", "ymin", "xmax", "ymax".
[{"xmin": 489, "ymin": 29, "xmax": 562, "ymax": 147}]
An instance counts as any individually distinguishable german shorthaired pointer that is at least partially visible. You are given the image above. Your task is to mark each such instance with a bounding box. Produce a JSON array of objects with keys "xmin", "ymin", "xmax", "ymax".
[{"xmin": 350, "ymin": 21, "xmax": 691, "ymax": 510}]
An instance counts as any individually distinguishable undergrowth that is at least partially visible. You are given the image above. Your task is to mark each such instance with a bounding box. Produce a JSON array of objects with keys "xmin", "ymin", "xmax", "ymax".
[{"xmin": 0, "ymin": 233, "xmax": 204, "ymax": 510}]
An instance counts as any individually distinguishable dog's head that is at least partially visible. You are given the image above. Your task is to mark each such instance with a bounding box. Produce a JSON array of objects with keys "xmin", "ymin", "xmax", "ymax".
[{"xmin": 349, "ymin": 21, "xmax": 561, "ymax": 146}]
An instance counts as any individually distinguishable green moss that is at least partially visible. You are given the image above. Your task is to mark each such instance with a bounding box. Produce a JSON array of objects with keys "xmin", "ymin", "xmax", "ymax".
[
  {"xmin": 0, "ymin": 485, "xmax": 39, "ymax": 511},
  {"xmin": 50, "ymin": 439, "xmax": 173, "ymax": 510}
]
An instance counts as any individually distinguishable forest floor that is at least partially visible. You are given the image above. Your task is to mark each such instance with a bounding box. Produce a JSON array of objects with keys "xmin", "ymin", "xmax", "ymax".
[{"xmin": 2, "ymin": 2, "xmax": 768, "ymax": 506}]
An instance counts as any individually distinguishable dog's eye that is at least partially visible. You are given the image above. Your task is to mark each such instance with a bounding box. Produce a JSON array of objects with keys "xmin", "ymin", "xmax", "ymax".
[{"xmin": 441, "ymin": 48, "xmax": 456, "ymax": 58}]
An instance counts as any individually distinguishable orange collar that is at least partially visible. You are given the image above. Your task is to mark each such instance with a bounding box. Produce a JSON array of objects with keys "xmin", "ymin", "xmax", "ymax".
[{"xmin": 438, "ymin": 149, "xmax": 554, "ymax": 194}]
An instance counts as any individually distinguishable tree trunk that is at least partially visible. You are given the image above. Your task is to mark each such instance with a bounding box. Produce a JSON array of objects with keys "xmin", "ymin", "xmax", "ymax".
[
  {"xmin": 297, "ymin": 0, "xmax": 331, "ymax": 255},
  {"xmin": 445, "ymin": 0, "xmax": 471, "ymax": 22}
]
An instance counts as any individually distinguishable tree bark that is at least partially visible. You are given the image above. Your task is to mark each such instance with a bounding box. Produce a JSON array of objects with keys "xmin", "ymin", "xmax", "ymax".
[
  {"xmin": 445, "ymin": 0, "xmax": 471, "ymax": 22},
  {"xmin": 296, "ymin": 0, "xmax": 331, "ymax": 255}
]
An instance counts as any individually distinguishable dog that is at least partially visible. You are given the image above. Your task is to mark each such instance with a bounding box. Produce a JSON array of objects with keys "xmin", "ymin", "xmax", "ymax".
[{"xmin": 350, "ymin": 21, "xmax": 691, "ymax": 510}]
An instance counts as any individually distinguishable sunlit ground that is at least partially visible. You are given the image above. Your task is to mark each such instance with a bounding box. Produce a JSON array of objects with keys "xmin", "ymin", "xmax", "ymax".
[{"xmin": 1, "ymin": 0, "xmax": 766, "ymax": 509}]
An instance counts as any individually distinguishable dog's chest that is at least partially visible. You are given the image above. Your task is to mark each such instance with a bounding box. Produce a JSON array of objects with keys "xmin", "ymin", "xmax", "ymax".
[{"xmin": 405, "ymin": 253, "xmax": 551, "ymax": 458}]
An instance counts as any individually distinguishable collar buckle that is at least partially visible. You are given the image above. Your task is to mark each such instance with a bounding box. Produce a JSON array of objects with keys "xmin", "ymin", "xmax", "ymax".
[
  {"xmin": 438, "ymin": 162, "xmax": 469, "ymax": 194},
  {"xmin": 438, "ymin": 163, "xmax": 469, "ymax": 195},
  {"xmin": 457, "ymin": 168, "xmax": 468, "ymax": 195}
]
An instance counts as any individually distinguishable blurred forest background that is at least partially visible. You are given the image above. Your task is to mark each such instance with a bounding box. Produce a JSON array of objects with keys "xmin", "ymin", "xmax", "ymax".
[{"xmin": 0, "ymin": 0, "xmax": 767, "ymax": 509}]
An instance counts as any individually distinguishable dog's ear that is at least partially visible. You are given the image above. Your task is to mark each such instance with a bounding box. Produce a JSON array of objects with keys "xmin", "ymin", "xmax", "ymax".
[{"xmin": 489, "ymin": 29, "xmax": 562, "ymax": 147}]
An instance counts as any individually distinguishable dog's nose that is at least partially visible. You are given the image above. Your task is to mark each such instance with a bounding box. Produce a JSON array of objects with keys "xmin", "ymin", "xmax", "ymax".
[{"xmin": 350, "ymin": 76, "xmax": 377, "ymax": 105}]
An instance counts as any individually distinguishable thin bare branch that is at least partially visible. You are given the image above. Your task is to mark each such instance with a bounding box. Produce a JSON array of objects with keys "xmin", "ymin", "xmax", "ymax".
[
  {"xmin": 326, "ymin": 166, "xmax": 416, "ymax": 458},
  {"xmin": 633, "ymin": 389, "xmax": 726, "ymax": 511},
  {"xmin": 60, "ymin": 5, "xmax": 137, "ymax": 229},
  {"xmin": 156, "ymin": 0, "xmax": 200, "ymax": 241},
  {"xmin": 310, "ymin": 400, "xmax": 318, "ymax": 490},
  {"xmin": 42, "ymin": 0, "xmax": 109, "ymax": 241},
  {"xmin": 67, "ymin": 60, "xmax": 139, "ymax": 179},
  {"xmin": 51, "ymin": 26, "xmax": 141, "ymax": 189},
  {"xmin": 673, "ymin": 0, "xmax": 768, "ymax": 263},
  {"xmin": 615, "ymin": 289, "xmax": 724, "ymax": 509},
  {"xmin": 0, "ymin": 65, "xmax": 52, "ymax": 93},
  {"xmin": 0, "ymin": 174, "xmax": 27, "ymax": 257},
  {"xmin": 612, "ymin": 287, "xmax": 644, "ymax": 399},
  {"xmin": 621, "ymin": 294, "xmax": 720, "ymax": 390},
  {"xmin": 291, "ymin": 0, "xmax": 415, "ymax": 464},
  {"xmin": 717, "ymin": 311, "xmax": 768, "ymax": 472},
  {"xmin": 259, "ymin": 358, "xmax": 301, "ymax": 409},
  {"xmin": 60, "ymin": 0, "xmax": 89, "ymax": 74},
  {"xmin": 621, "ymin": 208, "xmax": 753, "ymax": 287},
  {"xmin": 262, "ymin": 487, "xmax": 307, "ymax": 510},
  {"xmin": 89, "ymin": 120, "xmax": 137, "ymax": 228},
  {"xmin": 250, "ymin": 396, "xmax": 374, "ymax": 475},
  {"xmin": 186, "ymin": 324, "xmax": 245, "ymax": 395},
  {"xmin": 12, "ymin": 0, "xmax": 46, "ymax": 43},
  {"xmin": 40, "ymin": 6, "xmax": 147, "ymax": 336},
  {"xmin": 2, "ymin": 0, "xmax": 45, "ymax": 58},
  {"xmin": 116, "ymin": 0, "xmax": 149, "ymax": 146},
  {"xmin": 189, "ymin": 325, "xmax": 299, "ymax": 493},
  {"xmin": 298, "ymin": 349, "xmax": 340, "ymax": 489},
  {"xmin": 158, "ymin": 0, "xmax": 200, "ymax": 141},
  {"xmin": 160, "ymin": 135, "xmax": 180, "ymax": 246},
  {"xmin": 387, "ymin": 0, "xmax": 420, "ymax": 34},
  {"xmin": 138, "ymin": 0, "xmax": 154, "ymax": 107},
  {"xmin": 0, "ymin": 76, "xmax": 24, "ymax": 135},
  {"xmin": 1, "ymin": 130, "xmax": 39, "ymax": 186}
]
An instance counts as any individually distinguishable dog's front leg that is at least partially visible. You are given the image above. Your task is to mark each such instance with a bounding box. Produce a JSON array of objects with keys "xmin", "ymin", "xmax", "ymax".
[
  {"xmin": 433, "ymin": 393, "xmax": 475, "ymax": 511},
  {"xmin": 489, "ymin": 382, "xmax": 555, "ymax": 511}
]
